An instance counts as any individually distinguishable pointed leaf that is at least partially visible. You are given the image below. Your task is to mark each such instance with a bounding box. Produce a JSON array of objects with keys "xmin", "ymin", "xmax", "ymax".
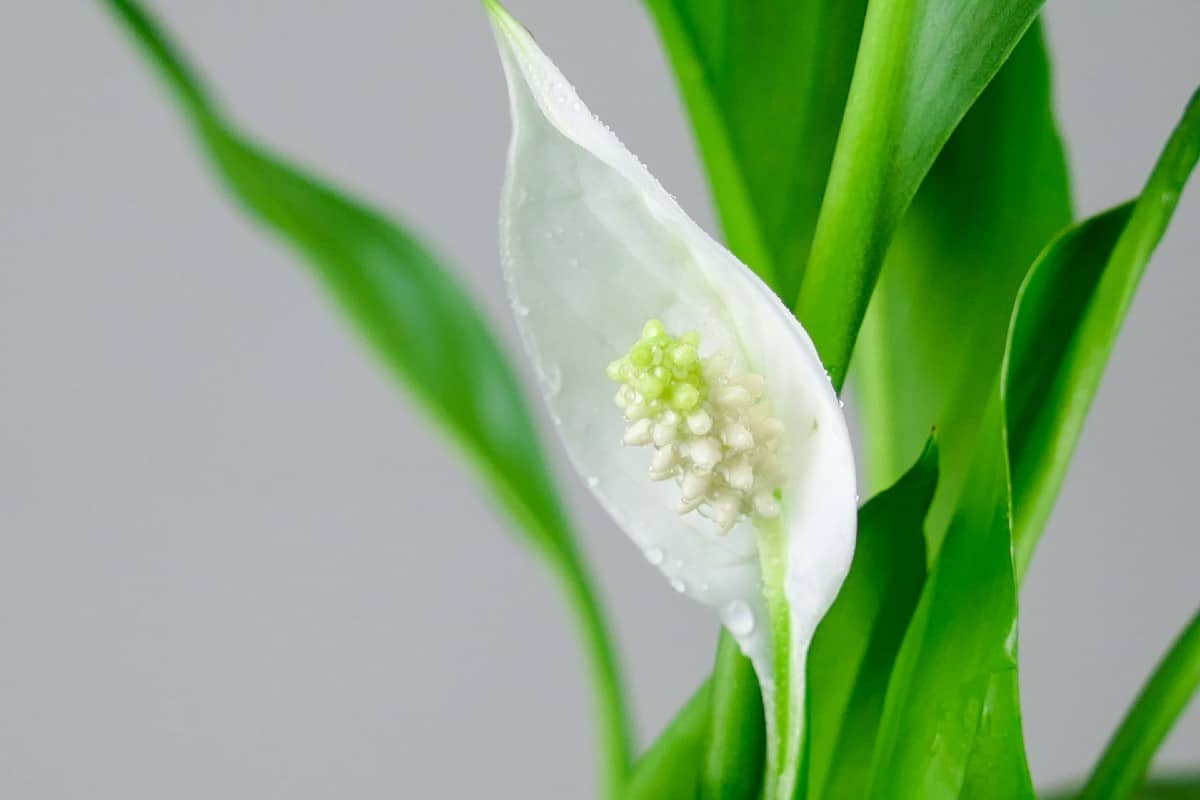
[
  {"xmin": 850, "ymin": 23, "xmax": 1072, "ymax": 544},
  {"xmin": 867, "ymin": 85, "xmax": 1200, "ymax": 800},
  {"xmin": 807, "ymin": 437, "xmax": 936, "ymax": 799},
  {"xmin": 1007, "ymin": 88, "xmax": 1200, "ymax": 574},
  {"xmin": 866, "ymin": 400, "xmax": 1033, "ymax": 798},
  {"xmin": 103, "ymin": 0, "xmax": 634, "ymax": 792},
  {"xmin": 797, "ymin": 0, "xmax": 1048, "ymax": 385}
]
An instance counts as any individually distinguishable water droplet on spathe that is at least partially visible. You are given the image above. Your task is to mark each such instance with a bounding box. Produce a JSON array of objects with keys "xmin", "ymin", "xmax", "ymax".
[
  {"xmin": 644, "ymin": 546, "xmax": 664, "ymax": 566},
  {"xmin": 722, "ymin": 600, "xmax": 755, "ymax": 637},
  {"xmin": 542, "ymin": 363, "xmax": 563, "ymax": 396},
  {"xmin": 514, "ymin": 303, "xmax": 530, "ymax": 318},
  {"xmin": 669, "ymin": 578, "xmax": 686, "ymax": 593},
  {"xmin": 586, "ymin": 476, "xmax": 600, "ymax": 489}
]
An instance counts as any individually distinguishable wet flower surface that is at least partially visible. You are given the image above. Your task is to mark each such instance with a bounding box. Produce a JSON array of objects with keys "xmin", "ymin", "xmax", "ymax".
[{"xmin": 486, "ymin": 3, "xmax": 858, "ymax": 795}]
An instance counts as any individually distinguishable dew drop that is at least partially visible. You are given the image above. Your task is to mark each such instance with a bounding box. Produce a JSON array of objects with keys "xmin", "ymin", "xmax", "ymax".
[
  {"xmin": 722, "ymin": 600, "xmax": 755, "ymax": 637},
  {"xmin": 586, "ymin": 476, "xmax": 599, "ymax": 489},
  {"xmin": 643, "ymin": 546, "xmax": 665, "ymax": 566},
  {"xmin": 669, "ymin": 577, "xmax": 686, "ymax": 593},
  {"xmin": 542, "ymin": 363, "xmax": 563, "ymax": 396},
  {"xmin": 514, "ymin": 303, "xmax": 530, "ymax": 318}
]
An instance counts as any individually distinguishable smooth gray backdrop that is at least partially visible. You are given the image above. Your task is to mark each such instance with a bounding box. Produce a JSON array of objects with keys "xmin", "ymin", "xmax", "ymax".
[{"xmin": 2, "ymin": 1, "xmax": 1197, "ymax": 797}]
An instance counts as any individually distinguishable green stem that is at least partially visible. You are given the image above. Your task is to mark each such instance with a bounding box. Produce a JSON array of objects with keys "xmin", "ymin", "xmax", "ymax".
[
  {"xmin": 1082, "ymin": 607, "xmax": 1200, "ymax": 800},
  {"xmin": 793, "ymin": 0, "xmax": 919, "ymax": 388},
  {"xmin": 557, "ymin": 551, "xmax": 636, "ymax": 798}
]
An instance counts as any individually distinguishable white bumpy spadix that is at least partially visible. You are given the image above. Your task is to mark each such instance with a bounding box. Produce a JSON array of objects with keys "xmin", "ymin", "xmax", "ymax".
[{"xmin": 485, "ymin": 3, "xmax": 856, "ymax": 794}]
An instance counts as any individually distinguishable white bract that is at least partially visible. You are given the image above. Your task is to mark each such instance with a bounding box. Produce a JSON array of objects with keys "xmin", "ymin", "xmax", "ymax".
[{"xmin": 486, "ymin": 3, "xmax": 857, "ymax": 794}]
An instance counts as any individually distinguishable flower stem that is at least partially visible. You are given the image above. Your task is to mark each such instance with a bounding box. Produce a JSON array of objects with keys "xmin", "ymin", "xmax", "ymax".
[{"xmin": 556, "ymin": 548, "xmax": 635, "ymax": 799}]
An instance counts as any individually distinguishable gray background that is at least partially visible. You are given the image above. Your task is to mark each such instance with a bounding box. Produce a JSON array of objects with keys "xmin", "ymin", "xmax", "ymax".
[{"xmin": 2, "ymin": 1, "xmax": 1197, "ymax": 796}]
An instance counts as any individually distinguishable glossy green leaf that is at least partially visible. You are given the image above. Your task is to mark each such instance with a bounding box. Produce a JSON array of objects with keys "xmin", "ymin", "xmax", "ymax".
[
  {"xmin": 103, "ymin": 1, "xmax": 633, "ymax": 794},
  {"xmin": 867, "ymin": 398, "xmax": 1032, "ymax": 799},
  {"xmin": 1007, "ymin": 88, "xmax": 1200, "ymax": 574},
  {"xmin": 699, "ymin": 634, "xmax": 765, "ymax": 800},
  {"xmin": 797, "ymin": 0, "xmax": 1047, "ymax": 386},
  {"xmin": 642, "ymin": 0, "xmax": 868, "ymax": 298},
  {"xmin": 866, "ymin": 86, "xmax": 1200, "ymax": 800},
  {"xmin": 850, "ymin": 23, "xmax": 1072, "ymax": 545},
  {"xmin": 1082, "ymin": 608, "xmax": 1200, "ymax": 800},
  {"xmin": 807, "ymin": 436, "xmax": 936, "ymax": 800}
]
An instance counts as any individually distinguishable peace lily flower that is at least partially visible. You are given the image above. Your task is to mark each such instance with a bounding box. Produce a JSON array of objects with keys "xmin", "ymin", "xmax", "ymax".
[{"xmin": 485, "ymin": 2, "xmax": 857, "ymax": 794}]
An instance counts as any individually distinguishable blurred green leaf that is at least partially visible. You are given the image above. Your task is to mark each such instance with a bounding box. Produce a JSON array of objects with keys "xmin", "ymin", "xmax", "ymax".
[
  {"xmin": 1007, "ymin": 88, "xmax": 1200, "ymax": 575},
  {"xmin": 642, "ymin": 0, "xmax": 867, "ymax": 298},
  {"xmin": 807, "ymin": 436, "xmax": 937, "ymax": 800},
  {"xmin": 1044, "ymin": 773, "xmax": 1200, "ymax": 800},
  {"xmin": 103, "ymin": 0, "xmax": 633, "ymax": 794},
  {"xmin": 1082, "ymin": 609, "xmax": 1200, "ymax": 800},
  {"xmin": 866, "ymin": 401, "xmax": 1032, "ymax": 799},
  {"xmin": 850, "ymin": 23, "xmax": 1072, "ymax": 547},
  {"xmin": 797, "ymin": 0, "xmax": 1047, "ymax": 386}
]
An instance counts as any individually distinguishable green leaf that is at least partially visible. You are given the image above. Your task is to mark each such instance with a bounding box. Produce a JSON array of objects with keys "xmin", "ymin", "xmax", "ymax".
[
  {"xmin": 102, "ymin": 1, "xmax": 633, "ymax": 794},
  {"xmin": 1043, "ymin": 773, "xmax": 1200, "ymax": 800},
  {"xmin": 642, "ymin": 0, "xmax": 868, "ymax": 298},
  {"xmin": 850, "ymin": 23, "xmax": 1072, "ymax": 546},
  {"xmin": 699, "ymin": 634, "xmax": 765, "ymax": 800},
  {"xmin": 866, "ymin": 86, "xmax": 1200, "ymax": 800},
  {"xmin": 807, "ymin": 436, "xmax": 937, "ymax": 800},
  {"xmin": 867, "ymin": 399, "xmax": 1032, "ymax": 799},
  {"xmin": 1081, "ymin": 609, "xmax": 1200, "ymax": 800},
  {"xmin": 625, "ymin": 682, "xmax": 711, "ymax": 800},
  {"xmin": 796, "ymin": 0, "xmax": 1048, "ymax": 386},
  {"xmin": 1006, "ymin": 88, "xmax": 1200, "ymax": 574}
]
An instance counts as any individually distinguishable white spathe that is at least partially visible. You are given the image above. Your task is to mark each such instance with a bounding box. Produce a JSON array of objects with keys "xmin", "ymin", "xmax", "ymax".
[{"xmin": 486, "ymin": 3, "xmax": 857, "ymax": 792}]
